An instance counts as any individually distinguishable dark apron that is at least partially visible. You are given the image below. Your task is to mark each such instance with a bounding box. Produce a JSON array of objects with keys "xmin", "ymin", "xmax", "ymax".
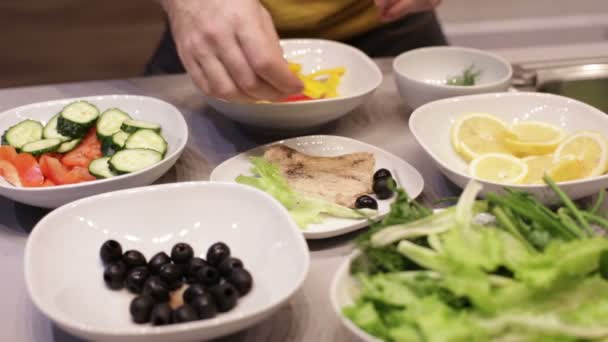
[{"xmin": 145, "ymin": 11, "xmax": 447, "ymax": 75}]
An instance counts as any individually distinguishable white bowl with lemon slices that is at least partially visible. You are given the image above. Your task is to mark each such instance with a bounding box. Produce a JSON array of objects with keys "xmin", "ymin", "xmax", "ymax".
[{"xmin": 410, "ymin": 92, "xmax": 608, "ymax": 204}]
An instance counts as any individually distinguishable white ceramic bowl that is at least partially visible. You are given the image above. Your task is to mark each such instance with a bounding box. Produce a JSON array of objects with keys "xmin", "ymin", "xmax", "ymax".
[
  {"xmin": 25, "ymin": 182, "xmax": 310, "ymax": 342},
  {"xmin": 409, "ymin": 92, "xmax": 608, "ymax": 204},
  {"xmin": 0, "ymin": 95, "xmax": 188, "ymax": 208},
  {"xmin": 205, "ymin": 39, "xmax": 382, "ymax": 130},
  {"xmin": 394, "ymin": 46, "xmax": 512, "ymax": 109}
]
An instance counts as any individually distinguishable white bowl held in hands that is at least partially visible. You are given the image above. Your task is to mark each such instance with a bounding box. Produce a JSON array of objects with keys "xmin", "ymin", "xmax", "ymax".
[
  {"xmin": 210, "ymin": 135, "xmax": 424, "ymax": 239},
  {"xmin": 394, "ymin": 46, "xmax": 512, "ymax": 109},
  {"xmin": 0, "ymin": 95, "xmax": 188, "ymax": 208},
  {"xmin": 24, "ymin": 182, "xmax": 309, "ymax": 342},
  {"xmin": 205, "ymin": 39, "xmax": 382, "ymax": 130},
  {"xmin": 409, "ymin": 92, "xmax": 608, "ymax": 203}
]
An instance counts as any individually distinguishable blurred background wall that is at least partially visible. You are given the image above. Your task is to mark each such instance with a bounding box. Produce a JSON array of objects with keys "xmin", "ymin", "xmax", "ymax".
[{"xmin": 1, "ymin": 0, "xmax": 607, "ymax": 89}]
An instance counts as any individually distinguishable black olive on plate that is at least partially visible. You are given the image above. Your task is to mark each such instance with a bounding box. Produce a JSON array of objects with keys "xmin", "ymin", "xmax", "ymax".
[
  {"xmin": 183, "ymin": 284, "xmax": 208, "ymax": 304},
  {"xmin": 373, "ymin": 177, "xmax": 395, "ymax": 200},
  {"xmin": 130, "ymin": 295, "xmax": 156, "ymax": 324},
  {"xmin": 150, "ymin": 303, "xmax": 173, "ymax": 326},
  {"xmin": 185, "ymin": 257, "xmax": 208, "ymax": 283},
  {"xmin": 206, "ymin": 242, "xmax": 230, "ymax": 266},
  {"xmin": 122, "ymin": 250, "xmax": 147, "ymax": 270},
  {"xmin": 218, "ymin": 257, "xmax": 244, "ymax": 277},
  {"xmin": 103, "ymin": 261, "xmax": 128, "ymax": 290},
  {"xmin": 125, "ymin": 266, "xmax": 150, "ymax": 294},
  {"xmin": 142, "ymin": 276, "xmax": 170, "ymax": 302},
  {"xmin": 148, "ymin": 252, "xmax": 171, "ymax": 274},
  {"xmin": 355, "ymin": 195, "xmax": 378, "ymax": 210},
  {"xmin": 159, "ymin": 263, "xmax": 184, "ymax": 290},
  {"xmin": 226, "ymin": 268, "xmax": 253, "ymax": 296},
  {"xmin": 190, "ymin": 292, "xmax": 218, "ymax": 319},
  {"xmin": 100, "ymin": 239, "xmax": 122, "ymax": 265},
  {"xmin": 210, "ymin": 282, "xmax": 239, "ymax": 312},
  {"xmin": 171, "ymin": 242, "xmax": 194, "ymax": 264},
  {"xmin": 197, "ymin": 264, "xmax": 220, "ymax": 286},
  {"xmin": 373, "ymin": 168, "xmax": 392, "ymax": 181},
  {"xmin": 172, "ymin": 305, "xmax": 199, "ymax": 323}
]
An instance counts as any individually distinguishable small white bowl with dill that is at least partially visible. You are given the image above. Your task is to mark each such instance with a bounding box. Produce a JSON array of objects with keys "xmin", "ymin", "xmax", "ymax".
[{"xmin": 393, "ymin": 46, "xmax": 513, "ymax": 109}]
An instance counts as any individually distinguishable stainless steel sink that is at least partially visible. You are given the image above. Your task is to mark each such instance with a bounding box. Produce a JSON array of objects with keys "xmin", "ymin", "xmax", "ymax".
[{"xmin": 513, "ymin": 57, "xmax": 608, "ymax": 113}]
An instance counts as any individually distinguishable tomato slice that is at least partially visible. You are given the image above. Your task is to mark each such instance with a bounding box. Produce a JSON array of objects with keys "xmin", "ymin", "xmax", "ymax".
[
  {"xmin": 40, "ymin": 155, "xmax": 69, "ymax": 185},
  {"xmin": 61, "ymin": 128, "xmax": 102, "ymax": 168},
  {"xmin": 279, "ymin": 94, "xmax": 313, "ymax": 102},
  {"xmin": 0, "ymin": 160, "xmax": 22, "ymax": 186},
  {"xmin": 62, "ymin": 167, "xmax": 96, "ymax": 185},
  {"xmin": 13, "ymin": 153, "xmax": 44, "ymax": 187},
  {"xmin": 0, "ymin": 146, "xmax": 18, "ymax": 163},
  {"xmin": 41, "ymin": 179, "xmax": 56, "ymax": 187}
]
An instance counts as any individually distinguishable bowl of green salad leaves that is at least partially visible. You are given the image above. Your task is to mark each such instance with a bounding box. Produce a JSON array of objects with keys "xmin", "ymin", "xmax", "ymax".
[{"xmin": 393, "ymin": 46, "xmax": 512, "ymax": 109}]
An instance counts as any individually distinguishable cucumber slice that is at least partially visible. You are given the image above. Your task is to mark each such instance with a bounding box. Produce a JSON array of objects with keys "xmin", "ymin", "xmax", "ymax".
[
  {"xmin": 43, "ymin": 114, "xmax": 71, "ymax": 142},
  {"xmin": 20, "ymin": 138, "xmax": 62, "ymax": 156},
  {"xmin": 89, "ymin": 157, "xmax": 115, "ymax": 179},
  {"xmin": 58, "ymin": 101, "xmax": 100, "ymax": 138},
  {"xmin": 109, "ymin": 149, "xmax": 162, "ymax": 174},
  {"xmin": 101, "ymin": 131, "xmax": 130, "ymax": 156},
  {"xmin": 57, "ymin": 139, "xmax": 81, "ymax": 153},
  {"xmin": 96, "ymin": 108, "xmax": 131, "ymax": 140},
  {"xmin": 121, "ymin": 119, "xmax": 161, "ymax": 134},
  {"xmin": 1, "ymin": 119, "xmax": 44, "ymax": 149},
  {"xmin": 124, "ymin": 129, "xmax": 167, "ymax": 156}
]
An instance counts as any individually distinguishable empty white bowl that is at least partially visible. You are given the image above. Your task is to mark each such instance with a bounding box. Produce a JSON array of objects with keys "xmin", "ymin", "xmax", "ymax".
[
  {"xmin": 24, "ymin": 182, "xmax": 309, "ymax": 342},
  {"xmin": 205, "ymin": 39, "xmax": 382, "ymax": 130},
  {"xmin": 394, "ymin": 46, "xmax": 512, "ymax": 109},
  {"xmin": 409, "ymin": 92, "xmax": 608, "ymax": 204},
  {"xmin": 0, "ymin": 95, "xmax": 188, "ymax": 208}
]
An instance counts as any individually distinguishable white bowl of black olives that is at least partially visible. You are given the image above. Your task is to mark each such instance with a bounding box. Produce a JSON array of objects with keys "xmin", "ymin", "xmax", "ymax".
[{"xmin": 24, "ymin": 182, "xmax": 310, "ymax": 342}]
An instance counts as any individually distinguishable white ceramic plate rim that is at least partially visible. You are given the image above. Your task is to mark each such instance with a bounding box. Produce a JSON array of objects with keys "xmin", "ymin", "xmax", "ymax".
[
  {"xmin": 24, "ymin": 181, "xmax": 310, "ymax": 338},
  {"xmin": 207, "ymin": 39, "xmax": 383, "ymax": 106},
  {"xmin": 393, "ymin": 46, "xmax": 513, "ymax": 91},
  {"xmin": 209, "ymin": 135, "xmax": 425, "ymax": 239},
  {"xmin": 409, "ymin": 92, "xmax": 608, "ymax": 189},
  {"xmin": 0, "ymin": 95, "xmax": 188, "ymax": 191}
]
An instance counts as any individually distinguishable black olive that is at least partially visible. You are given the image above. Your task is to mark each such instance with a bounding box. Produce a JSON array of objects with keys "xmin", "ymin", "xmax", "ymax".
[
  {"xmin": 226, "ymin": 268, "xmax": 253, "ymax": 296},
  {"xmin": 171, "ymin": 242, "xmax": 194, "ymax": 264},
  {"xmin": 103, "ymin": 261, "xmax": 127, "ymax": 290},
  {"xmin": 373, "ymin": 168, "xmax": 392, "ymax": 181},
  {"xmin": 373, "ymin": 177, "xmax": 395, "ymax": 200},
  {"xmin": 142, "ymin": 276, "xmax": 170, "ymax": 302},
  {"xmin": 206, "ymin": 242, "xmax": 230, "ymax": 266},
  {"xmin": 130, "ymin": 295, "xmax": 155, "ymax": 324},
  {"xmin": 183, "ymin": 284, "xmax": 208, "ymax": 304},
  {"xmin": 196, "ymin": 264, "xmax": 220, "ymax": 286},
  {"xmin": 218, "ymin": 257, "xmax": 244, "ymax": 277},
  {"xmin": 125, "ymin": 266, "xmax": 150, "ymax": 294},
  {"xmin": 159, "ymin": 263, "xmax": 184, "ymax": 290},
  {"xmin": 148, "ymin": 252, "xmax": 171, "ymax": 274},
  {"xmin": 122, "ymin": 250, "xmax": 147, "ymax": 270},
  {"xmin": 190, "ymin": 292, "xmax": 217, "ymax": 319},
  {"xmin": 185, "ymin": 257, "xmax": 208, "ymax": 283},
  {"xmin": 150, "ymin": 303, "xmax": 173, "ymax": 326},
  {"xmin": 355, "ymin": 195, "xmax": 378, "ymax": 210},
  {"xmin": 172, "ymin": 305, "xmax": 199, "ymax": 323},
  {"xmin": 100, "ymin": 239, "xmax": 122, "ymax": 265},
  {"xmin": 210, "ymin": 282, "xmax": 239, "ymax": 312}
]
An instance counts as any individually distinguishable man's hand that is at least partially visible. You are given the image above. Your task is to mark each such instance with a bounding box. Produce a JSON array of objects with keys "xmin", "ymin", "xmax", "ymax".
[
  {"xmin": 374, "ymin": 0, "xmax": 441, "ymax": 22},
  {"xmin": 160, "ymin": 0, "xmax": 303, "ymax": 102}
]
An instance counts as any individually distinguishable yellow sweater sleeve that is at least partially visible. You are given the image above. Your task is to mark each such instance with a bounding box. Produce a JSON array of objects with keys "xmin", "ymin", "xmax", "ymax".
[{"xmin": 261, "ymin": 0, "xmax": 382, "ymax": 40}]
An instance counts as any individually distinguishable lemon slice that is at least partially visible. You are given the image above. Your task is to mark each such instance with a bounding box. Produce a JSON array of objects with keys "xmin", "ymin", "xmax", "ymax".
[
  {"xmin": 504, "ymin": 121, "xmax": 565, "ymax": 156},
  {"xmin": 522, "ymin": 154, "xmax": 554, "ymax": 184},
  {"xmin": 547, "ymin": 155, "xmax": 587, "ymax": 182},
  {"xmin": 553, "ymin": 131, "xmax": 608, "ymax": 178},
  {"xmin": 451, "ymin": 113, "xmax": 512, "ymax": 162},
  {"xmin": 469, "ymin": 153, "xmax": 528, "ymax": 184}
]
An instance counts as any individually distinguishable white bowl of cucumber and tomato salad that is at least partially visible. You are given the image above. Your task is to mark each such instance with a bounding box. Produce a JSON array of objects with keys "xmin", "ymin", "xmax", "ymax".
[{"xmin": 0, "ymin": 95, "xmax": 188, "ymax": 208}]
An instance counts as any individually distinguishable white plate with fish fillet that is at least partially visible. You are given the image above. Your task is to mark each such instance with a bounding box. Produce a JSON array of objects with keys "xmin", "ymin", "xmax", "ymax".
[{"xmin": 210, "ymin": 135, "xmax": 424, "ymax": 239}]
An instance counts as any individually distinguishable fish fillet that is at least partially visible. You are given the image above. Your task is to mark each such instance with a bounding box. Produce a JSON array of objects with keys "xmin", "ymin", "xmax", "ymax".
[{"xmin": 263, "ymin": 145, "xmax": 375, "ymax": 208}]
